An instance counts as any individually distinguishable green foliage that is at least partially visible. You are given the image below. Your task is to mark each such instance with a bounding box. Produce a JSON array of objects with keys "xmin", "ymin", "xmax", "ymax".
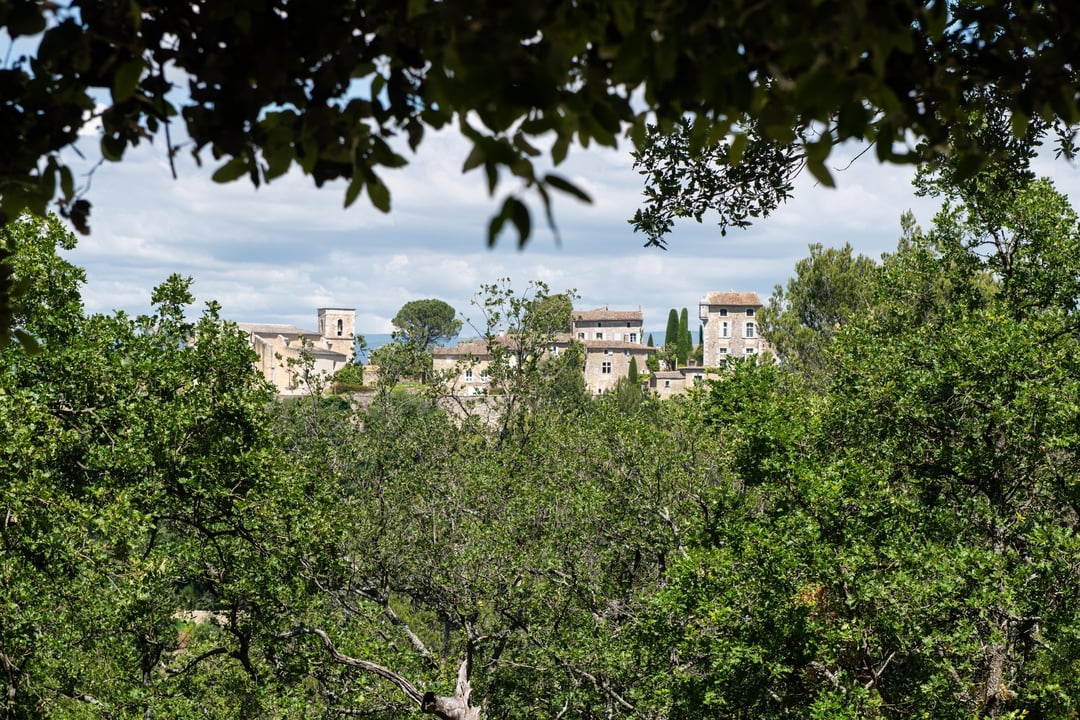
[
  {"xmin": 758, "ymin": 242, "xmax": 879, "ymax": 384},
  {"xmin": 369, "ymin": 334, "xmax": 432, "ymax": 387},
  {"xmin": 627, "ymin": 356, "xmax": 639, "ymax": 384},
  {"xmin": 7, "ymin": 0, "xmax": 1080, "ymax": 342},
  {"xmin": 392, "ymin": 298, "xmax": 462, "ymax": 351},
  {"xmin": 636, "ymin": 172, "xmax": 1080, "ymax": 719},
  {"xmin": 529, "ymin": 292, "xmax": 575, "ymax": 334},
  {"xmin": 664, "ymin": 310, "xmax": 678, "ymax": 348},
  {"xmin": 645, "ymin": 351, "xmax": 660, "ymax": 373},
  {"xmin": 457, "ymin": 279, "xmax": 584, "ymax": 437},
  {"xmin": 266, "ymin": 333, "xmax": 723, "ymax": 719},
  {"xmin": 9, "ymin": 162, "xmax": 1080, "ymax": 718},
  {"xmin": 1, "ymin": 214, "xmax": 84, "ymax": 351},
  {"xmin": 331, "ymin": 360, "xmax": 365, "ymax": 392},
  {"xmin": 677, "ymin": 307, "xmax": 690, "ymax": 366},
  {"xmin": 630, "ymin": 117, "xmax": 800, "ymax": 245},
  {"xmin": 1, "ymin": 223, "xmax": 340, "ymax": 716},
  {"xmin": 9, "ymin": 0, "xmax": 1080, "ymax": 242}
]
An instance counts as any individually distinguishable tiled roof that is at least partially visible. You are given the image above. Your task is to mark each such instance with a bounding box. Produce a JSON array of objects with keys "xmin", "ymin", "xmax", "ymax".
[
  {"xmin": 433, "ymin": 338, "xmax": 501, "ymax": 357},
  {"xmin": 307, "ymin": 347, "xmax": 348, "ymax": 360},
  {"xmin": 652, "ymin": 371, "xmax": 684, "ymax": 379},
  {"xmin": 573, "ymin": 307, "xmax": 643, "ymax": 322},
  {"xmin": 236, "ymin": 322, "xmax": 319, "ymax": 338},
  {"xmin": 700, "ymin": 291, "xmax": 763, "ymax": 307}
]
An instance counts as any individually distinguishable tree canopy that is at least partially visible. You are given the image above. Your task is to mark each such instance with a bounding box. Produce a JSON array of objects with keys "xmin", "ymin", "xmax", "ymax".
[
  {"xmin": 392, "ymin": 298, "xmax": 462, "ymax": 351},
  {"xmin": 8, "ymin": 159, "xmax": 1080, "ymax": 717},
  {"xmin": 5, "ymin": 0, "xmax": 1080, "ymax": 343}
]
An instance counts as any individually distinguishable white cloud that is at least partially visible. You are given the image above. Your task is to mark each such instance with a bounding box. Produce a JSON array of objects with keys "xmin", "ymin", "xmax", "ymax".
[{"xmin": 57, "ymin": 124, "xmax": 1080, "ymax": 337}]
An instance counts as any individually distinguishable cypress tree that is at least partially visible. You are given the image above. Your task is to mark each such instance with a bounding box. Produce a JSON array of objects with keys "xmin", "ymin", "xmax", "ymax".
[
  {"xmin": 647, "ymin": 333, "xmax": 654, "ymax": 347},
  {"xmin": 665, "ymin": 309, "xmax": 679, "ymax": 350},
  {"xmin": 628, "ymin": 356, "xmax": 639, "ymax": 383},
  {"xmin": 677, "ymin": 307, "xmax": 690, "ymax": 365}
]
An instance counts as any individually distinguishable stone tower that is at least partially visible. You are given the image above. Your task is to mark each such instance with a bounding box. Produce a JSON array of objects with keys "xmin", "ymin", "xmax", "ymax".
[{"xmin": 317, "ymin": 307, "xmax": 356, "ymax": 357}]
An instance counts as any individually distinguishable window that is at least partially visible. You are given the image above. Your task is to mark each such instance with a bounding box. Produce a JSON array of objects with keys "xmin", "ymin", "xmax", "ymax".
[
  {"xmin": 626, "ymin": 322, "xmax": 632, "ymax": 327},
  {"xmin": 480, "ymin": 370, "xmax": 489, "ymax": 382},
  {"xmin": 721, "ymin": 321, "xmax": 730, "ymax": 338},
  {"xmin": 601, "ymin": 361, "xmax": 612, "ymax": 374},
  {"xmin": 336, "ymin": 318, "xmax": 344, "ymax": 336},
  {"xmin": 578, "ymin": 332, "xmax": 585, "ymax": 339},
  {"xmin": 744, "ymin": 322, "xmax": 756, "ymax": 338},
  {"xmin": 595, "ymin": 332, "xmax": 604, "ymax": 340},
  {"xmin": 746, "ymin": 308, "xmax": 755, "ymax": 316},
  {"xmin": 718, "ymin": 347, "xmax": 729, "ymax": 355},
  {"xmin": 663, "ymin": 380, "xmax": 671, "ymax": 388},
  {"xmin": 719, "ymin": 308, "xmax": 728, "ymax": 317},
  {"xmin": 745, "ymin": 347, "xmax": 757, "ymax": 355},
  {"xmin": 465, "ymin": 369, "xmax": 474, "ymax": 382},
  {"xmin": 629, "ymin": 332, "xmax": 638, "ymax": 343}
]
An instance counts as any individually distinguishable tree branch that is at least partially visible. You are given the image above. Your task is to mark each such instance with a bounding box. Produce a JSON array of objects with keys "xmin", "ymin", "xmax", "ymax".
[
  {"xmin": 278, "ymin": 627, "xmax": 483, "ymax": 720},
  {"xmin": 276, "ymin": 627, "xmax": 424, "ymax": 706},
  {"xmin": 163, "ymin": 647, "xmax": 230, "ymax": 677}
]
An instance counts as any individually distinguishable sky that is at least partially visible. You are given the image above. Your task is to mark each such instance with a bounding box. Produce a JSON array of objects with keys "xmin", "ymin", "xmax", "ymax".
[{"xmin": 57, "ymin": 119, "xmax": 1080, "ymax": 338}]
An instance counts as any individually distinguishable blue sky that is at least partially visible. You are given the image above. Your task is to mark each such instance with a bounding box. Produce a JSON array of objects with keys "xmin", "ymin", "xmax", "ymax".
[{"xmin": 58, "ymin": 118, "xmax": 1080, "ymax": 336}]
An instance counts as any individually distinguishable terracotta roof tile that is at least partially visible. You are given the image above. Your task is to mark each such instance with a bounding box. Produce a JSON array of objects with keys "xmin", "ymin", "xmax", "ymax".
[
  {"xmin": 700, "ymin": 291, "xmax": 763, "ymax": 307},
  {"xmin": 573, "ymin": 307, "xmax": 643, "ymax": 322}
]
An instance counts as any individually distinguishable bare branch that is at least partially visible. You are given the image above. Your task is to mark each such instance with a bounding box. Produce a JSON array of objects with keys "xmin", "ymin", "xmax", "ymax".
[
  {"xmin": 356, "ymin": 588, "xmax": 438, "ymax": 668},
  {"xmin": 276, "ymin": 627, "xmax": 423, "ymax": 706},
  {"xmin": 277, "ymin": 627, "xmax": 482, "ymax": 720},
  {"xmin": 454, "ymin": 657, "xmax": 471, "ymax": 707}
]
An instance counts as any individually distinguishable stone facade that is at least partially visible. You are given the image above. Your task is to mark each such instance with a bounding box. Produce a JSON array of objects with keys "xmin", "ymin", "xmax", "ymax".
[
  {"xmin": 433, "ymin": 306, "xmax": 658, "ymax": 396},
  {"xmin": 572, "ymin": 307, "xmax": 655, "ymax": 393},
  {"xmin": 571, "ymin": 307, "xmax": 645, "ymax": 345},
  {"xmin": 698, "ymin": 291, "xmax": 769, "ymax": 367},
  {"xmin": 649, "ymin": 367, "xmax": 714, "ymax": 399},
  {"xmin": 238, "ymin": 307, "xmax": 356, "ymax": 395},
  {"xmin": 432, "ymin": 338, "xmax": 498, "ymax": 396},
  {"xmin": 579, "ymin": 339, "xmax": 655, "ymax": 394}
]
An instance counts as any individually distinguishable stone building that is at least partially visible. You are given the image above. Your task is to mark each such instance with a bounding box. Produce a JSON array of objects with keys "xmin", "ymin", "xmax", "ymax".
[
  {"xmin": 433, "ymin": 306, "xmax": 657, "ymax": 396},
  {"xmin": 572, "ymin": 307, "xmax": 644, "ymax": 345},
  {"xmin": 432, "ymin": 338, "xmax": 498, "ymax": 395},
  {"xmin": 698, "ymin": 291, "xmax": 769, "ymax": 367},
  {"xmin": 578, "ymin": 338, "xmax": 655, "ymax": 394},
  {"xmin": 237, "ymin": 307, "xmax": 356, "ymax": 395},
  {"xmin": 572, "ymin": 306, "xmax": 655, "ymax": 393},
  {"xmin": 649, "ymin": 367, "xmax": 713, "ymax": 399}
]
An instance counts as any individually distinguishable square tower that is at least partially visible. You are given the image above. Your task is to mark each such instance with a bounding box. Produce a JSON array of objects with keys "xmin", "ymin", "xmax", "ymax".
[{"xmin": 318, "ymin": 307, "xmax": 356, "ymax": 356}]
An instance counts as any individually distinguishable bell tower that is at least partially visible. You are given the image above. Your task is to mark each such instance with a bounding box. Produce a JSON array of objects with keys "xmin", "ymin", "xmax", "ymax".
[{"xmin": 317, "ymin": 307, "xmax": 356, "ymax": 356}]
